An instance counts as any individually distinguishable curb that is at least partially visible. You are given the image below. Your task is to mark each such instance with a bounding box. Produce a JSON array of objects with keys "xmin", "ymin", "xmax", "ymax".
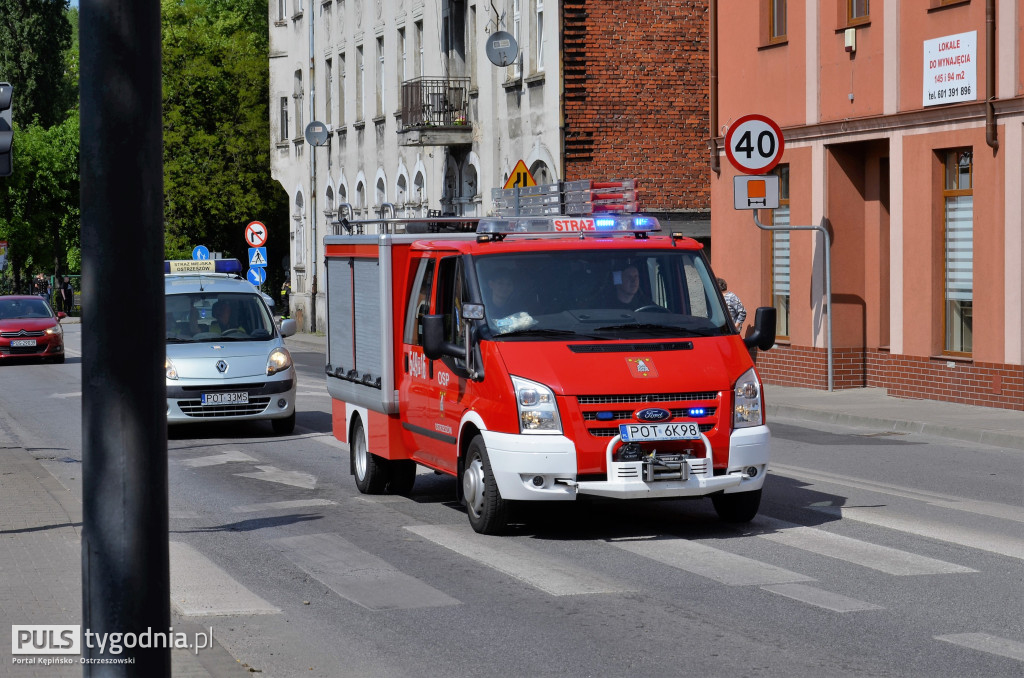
[{"xmin": 768, "ymin": 403, "xmax": 1024, "ymax": 451}]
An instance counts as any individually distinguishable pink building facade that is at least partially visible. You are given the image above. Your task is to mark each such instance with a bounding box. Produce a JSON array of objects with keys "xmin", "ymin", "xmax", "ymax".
[{"xmin": 710, "ymin": 0, "xmax": 1024, "ymax": 410}]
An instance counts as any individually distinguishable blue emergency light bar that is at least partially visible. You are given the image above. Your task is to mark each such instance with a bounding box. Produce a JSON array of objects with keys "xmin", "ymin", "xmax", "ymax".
[
  {"xmin": 477, "ymin": 214, "xmax": 661, "ymax": 235},
  {"xmin": 164, "ymin": 258, "xmax": 242, "ymax": 274}
]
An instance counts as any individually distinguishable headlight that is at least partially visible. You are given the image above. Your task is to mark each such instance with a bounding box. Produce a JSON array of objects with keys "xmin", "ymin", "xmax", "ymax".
[
  {"xmin": 45, "ymin": 324, "xmax": 63, "ymax": 336},
  {"xmin": 165, "ymin": 357, "xmax": 178, "ymax": 380},
  {"xmin": 267, "ymin": 347, "xmax": 292, "ymax": 376},
  {"xmin": 733, "ymin": 367, "xmax": 763, "ymax": 429},
  {"xmin": 511, "ymin": 375, "xmax": 562, "ymax": 434}
]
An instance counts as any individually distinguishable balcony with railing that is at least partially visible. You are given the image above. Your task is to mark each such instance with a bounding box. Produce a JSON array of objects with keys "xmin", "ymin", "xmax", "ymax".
[{"xmin": 399, "ymin": 77, "xmax": 472, "ymax": 146}]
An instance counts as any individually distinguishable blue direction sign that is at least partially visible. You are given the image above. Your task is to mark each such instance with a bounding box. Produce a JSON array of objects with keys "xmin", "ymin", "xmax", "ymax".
[
  {"xmin": 247, "ymin": 267, "xmax": 266, "ymax": 286},
  {"xmin": 192, "ymin": 245, "xmax": 210, "ymax": 260},
  {"xmin": 248, "ymin": 247, "xmax": 268, "ymax": 267}
]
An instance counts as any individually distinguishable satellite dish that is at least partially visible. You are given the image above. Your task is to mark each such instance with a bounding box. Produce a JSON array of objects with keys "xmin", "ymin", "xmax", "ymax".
[
  {"xmin": 485, "ymin": 31, "xmax": 519, "ymax": 67},
  {"xmin": 304, "ymin": 121, "xmax": 329, "ymax": 146}
]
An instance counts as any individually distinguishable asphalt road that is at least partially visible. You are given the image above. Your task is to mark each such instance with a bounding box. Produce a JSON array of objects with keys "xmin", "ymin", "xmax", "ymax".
[{"xmin": 2, "ymin": 323, "xmax": 1021, "ymax": 678}]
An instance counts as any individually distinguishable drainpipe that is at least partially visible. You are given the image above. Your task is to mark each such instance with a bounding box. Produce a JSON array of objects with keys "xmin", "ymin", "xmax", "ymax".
[
  {"xmin": 985, "ymin": 0, "xmax": 998, "ymax": 150},
  {"xmin": 709, "ymin": 0, "xmax": 720, "ymax": 174}
]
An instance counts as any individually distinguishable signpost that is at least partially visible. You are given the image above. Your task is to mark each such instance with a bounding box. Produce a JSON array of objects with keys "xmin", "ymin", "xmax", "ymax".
[
  {"xmin": 725, "ymin": 114, "xmax": 785, "ymax": 175},
  {"xmin": 503, "ymin": 160, "xmax": 536, "ymax": 189},
  {"xmin": 244, "ymin": 222, "xmax": 267, "ymax": 292}
]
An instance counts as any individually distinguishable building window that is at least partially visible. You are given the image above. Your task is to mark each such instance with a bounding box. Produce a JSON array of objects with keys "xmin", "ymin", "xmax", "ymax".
[
  {"xmin": 338, "ymin": 53, "xmax": 346, "ymax": 125},
  {"xmin": 769, "ymin": 0, "xmax": 786, "ymax": 42},
  {"xmin": 468, "ymin": 5, "xmax": 477, "ymax": 86},
  {"xmin": 278, "ymin": 0, "xmax": 287, "ymax": 21},
  {"xmin": 535, "ymin": 0, "xmax": 545, "ymax": 71},
  {"xmin": 279, "ymin": 97, "xmax": 289, "ymax": 141},
  {"xmin": 399, "ymin": 28, "xmax": 407, "ymax": 87},
  {"xmin": 848, "ymin": 0, "xmax": 869, "ymax": 26},
  {"xmin": 376, "ymin": 37, "xmax": 385, "ymax": 117},
  {"xmin": 771, "ymin": 165, "xmax": 791, "ymax": 339},
  {"xmin": 325, "ymin": 58, "xmax": 333, "ymax": 125},
  {"xmin": 943, "ymin": 149, "xmax": 973, "ymax": 355},
  {"xmin": 512, "ymin": 0, "xmax": 522, "ymax": 78},
  {"xmin": 355, "ymin": 45, "xmax": 364, "ymax": 122},
  {"xmin": 415, "ymin": 21, "xmax": 423, "ymax": 79}
]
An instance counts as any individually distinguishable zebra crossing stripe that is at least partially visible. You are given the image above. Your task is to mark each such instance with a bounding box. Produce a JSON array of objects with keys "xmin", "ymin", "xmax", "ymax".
[
  {"xmin": 761, "ymin": 583, "xmax": 884, "ymax": 612},
  {"xmin": 169, "ymin": 542, "xmax": 280, "ymax": 616},
  {"xmin": 273, "ymin": 533, "xmax": 460, "ymax": 610},
  {"xmin": 754, "ymin": 517, "xmax": 976, "ymax": 575},
  {"xmin": 935, "ymin": 633, "xmax": 1024, "ymax": 662},
  {"xmin": 406, "ymin": 524, "xmax": 631, "ymax": 596},
  {"xmin": 610, "ymin": 536, "xmax": 811, "ymax": 586}
]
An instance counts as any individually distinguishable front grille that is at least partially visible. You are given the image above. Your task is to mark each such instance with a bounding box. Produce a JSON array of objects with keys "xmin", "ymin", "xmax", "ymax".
[
  {"xmin": 179, "ymin": 382, "xmax": 268, "ymax": 392},
  {"xmin": 583, "ymin": 407, "xmax": 718, "ymax": 421},
  {"xmin": 1, "ymin": 329, "xmax": 45, "ymax": 338},
  {"xmin": 588, "ymin": 423, "xmax": 716, "ymax": 438},
  {"xmin": 177, "ymin": 396, "xmax": 272, "ymax": 417},
  {"xmin": 577, "ymin": 391, "xmax": 719, "ymax": 405}
]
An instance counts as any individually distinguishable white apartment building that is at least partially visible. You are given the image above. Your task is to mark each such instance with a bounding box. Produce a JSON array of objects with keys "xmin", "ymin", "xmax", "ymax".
[{"xmin": 268, "ymin": 0, "xmax": 560, "ymax": 331}]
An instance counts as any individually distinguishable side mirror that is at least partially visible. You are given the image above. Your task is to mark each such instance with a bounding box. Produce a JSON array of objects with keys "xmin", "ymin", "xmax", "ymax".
[
  {"xmin": 56, "ymin": 312, "xmax": 67, "ymax": 320},
  {"xmin": 279, "ymin": 318, "xmax": 297, "ymax": 338},
  {"xmin": 743, "ymin": 306, "xmax": 777, "ymax": 351},
  {"xmin": 422, "ymin": 314, "xmax": 466, "ymax": 361}
]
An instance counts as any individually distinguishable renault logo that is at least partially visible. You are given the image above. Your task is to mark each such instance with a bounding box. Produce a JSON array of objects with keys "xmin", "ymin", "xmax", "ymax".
[{"xmin": 216, "ymin": 360, "xmax": 228, "ymax": 373}]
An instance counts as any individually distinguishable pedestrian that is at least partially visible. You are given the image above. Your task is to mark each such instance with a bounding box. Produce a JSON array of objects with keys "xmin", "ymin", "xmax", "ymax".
[
  {"xmin": 60, "ymin": 277, "xmax": 74, "ymax": 314},
  {"xmin": 718, "ymin": 278, "xmax": 746, "ymax": 331}
]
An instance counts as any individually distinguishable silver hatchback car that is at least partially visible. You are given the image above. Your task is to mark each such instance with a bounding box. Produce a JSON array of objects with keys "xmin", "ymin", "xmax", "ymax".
[{"xmin": 164, "ymin": 259, "xmax": 298, "ymax": 434}]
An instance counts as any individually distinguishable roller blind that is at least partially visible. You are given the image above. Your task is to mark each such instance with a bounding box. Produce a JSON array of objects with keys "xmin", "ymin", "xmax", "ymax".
[
  {"xmin": 772, "ymin": 208, "xmax": 790, "ymax": 296},
  {"xmin": 945, "ymin": 196, "xmax": 973, "ymax": 302}
]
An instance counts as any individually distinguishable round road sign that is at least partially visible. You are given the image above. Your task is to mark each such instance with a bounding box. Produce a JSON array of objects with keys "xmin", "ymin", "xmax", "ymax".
[
  {"xmin": 724, "ymin": 114, "xmax": 785, "ymax": 175},
  {"xmin": 245, "ymin": 221, "xmax": 268, "ymax": 248}
]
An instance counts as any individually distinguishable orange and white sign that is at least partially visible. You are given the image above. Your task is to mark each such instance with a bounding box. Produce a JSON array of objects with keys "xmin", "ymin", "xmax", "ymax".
[{"xmin": 733, "ymin": 175, "xmax": 780, "ymax": 210}]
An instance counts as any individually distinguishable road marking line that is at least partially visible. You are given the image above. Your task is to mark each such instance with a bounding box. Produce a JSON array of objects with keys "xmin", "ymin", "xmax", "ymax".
[
  {"xmin": 754, "ymin": 517, "xmax": 976, "ymax": 575},
  {"xmin": 935, "ymin": 633, "xmax": 1024, "ymax": 662},
  {"xmin": 406, "ymin": 524, "xmax": 631, "ymax": 596},
  {"xmin": 811, "ymin": 506, "xmax": 1024, "ymax": 561},
  {"xmin": 235, "ymin": 465, "xmax": 317, "ymax": 489},
  {"xmin": 611, "ymin": 536, "xmax": 812, "ymax": 586},
  {"xmin": 272, "ymin": 533, "xmax": 459, "ymax": 610},
  {"xmin": 169, "ymin": 541, "xmax": 279, "ymax": 617},
  {"xmin": 180, "ymin": 451, "xmax": 258, "ymax": 468},
  {"xmin": 771, "ymin": 464, "xmax": 1024, "ymax": 524},
  {"xmin": 233, "ymin": 499, "xmax": 337, "ymax": 513},
  {"xmin": 761, "ymin": 583, "xmax": 884, "ymax": 612}
]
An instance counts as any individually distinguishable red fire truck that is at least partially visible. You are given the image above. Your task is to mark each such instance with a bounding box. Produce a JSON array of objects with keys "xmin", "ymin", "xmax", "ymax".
[{"xmin": 324, "ymin": 213, "xmax": 776, "ymax": 534}]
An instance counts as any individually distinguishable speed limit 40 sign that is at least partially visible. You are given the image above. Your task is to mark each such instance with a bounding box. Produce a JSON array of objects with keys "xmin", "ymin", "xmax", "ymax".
[{"xmin": 725, "ymin": 114, "xmax": 785, "ymax": 175}]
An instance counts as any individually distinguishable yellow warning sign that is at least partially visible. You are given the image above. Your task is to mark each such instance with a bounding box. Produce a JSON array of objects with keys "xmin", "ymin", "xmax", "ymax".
[{"xmin": 503, "ymin": 160, "xmax": 536, "ymax": 190}]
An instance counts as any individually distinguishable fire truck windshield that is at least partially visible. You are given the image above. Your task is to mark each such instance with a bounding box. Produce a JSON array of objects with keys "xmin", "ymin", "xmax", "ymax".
[{"xmin": 474, "ymin": 249, "xmax": 733, "ymax": 339}]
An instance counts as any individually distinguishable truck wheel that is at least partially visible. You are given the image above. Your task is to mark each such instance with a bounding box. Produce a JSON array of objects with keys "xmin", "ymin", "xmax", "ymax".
[
  {"xmin": 351, "ymin": 418, "xmax": 387, "ymax": 494},
  {"xmin": 462, "ymin": 436, "xmax": 510, "ymax": 534},
  {"xmin": 271, "ymin": 411, "xmax": 296, "ymax": 435},
  {"xmin": 712, "ymin": 488, "xmax": 762, "ymax": 523}
]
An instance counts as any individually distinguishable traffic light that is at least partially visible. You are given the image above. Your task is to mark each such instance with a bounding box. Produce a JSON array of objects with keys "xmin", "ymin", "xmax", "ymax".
[{"xmin": 0, "ymin": 82, "xmax": 12, "ymax": 177}]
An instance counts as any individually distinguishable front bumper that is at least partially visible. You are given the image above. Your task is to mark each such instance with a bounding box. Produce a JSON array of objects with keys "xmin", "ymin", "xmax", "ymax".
[
  {"xmin": 480, "ymin": 425, "xmax": 770, "ymax": 501},
  {"xmin": 166, "ymin": 375, "xmax": 296, "ymax": 424}
]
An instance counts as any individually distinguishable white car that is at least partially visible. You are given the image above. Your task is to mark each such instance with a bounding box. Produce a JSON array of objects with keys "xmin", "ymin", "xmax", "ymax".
[{"xmin": 164, "ymin": 259, "xmax": 298, "ymax": 434}]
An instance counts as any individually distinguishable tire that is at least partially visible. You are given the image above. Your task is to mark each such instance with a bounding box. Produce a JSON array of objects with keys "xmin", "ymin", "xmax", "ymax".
[
  {"xmin": 271, "ymin": 411, "xmax": 296, "ymax": 435},
  {"xmin": 711, "ymin": 488, "xmax": 762, "ymax": 523},
  {"xmin": 462, "ymin": 436, "xmax": 510, "ymax": 535},
  {"xmin": 385, "ymin": 459, "xmax": 417, "ymax": 496},
  {"xmin": 351, "ymin": 418, "xmax": 388, "ymax": 494}
]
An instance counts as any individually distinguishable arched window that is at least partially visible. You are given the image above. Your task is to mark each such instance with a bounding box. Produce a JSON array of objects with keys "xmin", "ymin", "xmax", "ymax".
[{"xmin": 530, "ymin": 160, "xmax": 551, "ymax": 186}]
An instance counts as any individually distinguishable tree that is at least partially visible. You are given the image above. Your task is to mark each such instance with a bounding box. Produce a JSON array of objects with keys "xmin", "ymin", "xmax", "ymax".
[
  {"xmin": 0, "ymin": 0, "xmax": 75, "ymax": 128},
  {"xmin": 0, "ymin": 111, "xmax": 80, "ymax": 290},
  {"xmin": 161, "ymin": 0, "xmax": 289, "ymax": 294}
]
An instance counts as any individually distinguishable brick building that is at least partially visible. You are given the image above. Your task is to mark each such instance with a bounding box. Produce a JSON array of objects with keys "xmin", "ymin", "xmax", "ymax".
[{"xmin": 710, "ymin": 0, "xmax": 1023, "ymax": 411}]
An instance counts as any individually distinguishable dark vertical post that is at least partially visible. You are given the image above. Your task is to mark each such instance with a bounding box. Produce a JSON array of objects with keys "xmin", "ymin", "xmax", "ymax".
[{"xmin": 79, "ymin": 0, "xmax": 169, "ymax": 675}]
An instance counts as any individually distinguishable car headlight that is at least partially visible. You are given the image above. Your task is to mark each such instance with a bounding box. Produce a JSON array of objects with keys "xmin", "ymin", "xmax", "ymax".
[
  {"xmin": 511, "ymin": 375, "xmax": 562, "ymax": 434},
  {"xmin": 267, "ymin": 347, "xmax": 292, "ymax": 376},
  {"xmin": 45, "ymin": 324, "xmax": 63, "ymax": 336},
  {"xmin": 733, "ymin": 367, "xmax": 763, "ymax": 429},
  {"xmin": 165, "ymin": 357, "xmax": 179, "ymax": 381}
]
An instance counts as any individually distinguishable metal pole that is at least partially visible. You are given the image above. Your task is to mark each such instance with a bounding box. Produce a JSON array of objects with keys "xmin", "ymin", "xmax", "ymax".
[
  {"xmin": 79, "ymin": 0, "xmax": 170, "ymax": 675},
  {"xmin": 309, "ymin": 10, "xmax": 318, "ymax": 333},
  {"xmin": 753, "ymin": 212, "xmax": 834, "ymax": 392}
]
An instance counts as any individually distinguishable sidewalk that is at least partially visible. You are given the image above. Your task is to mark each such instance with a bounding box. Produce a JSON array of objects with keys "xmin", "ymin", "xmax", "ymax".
[{"xmin": 285, "ymin": 330, "xmax": 1024, "ymax": 451}]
